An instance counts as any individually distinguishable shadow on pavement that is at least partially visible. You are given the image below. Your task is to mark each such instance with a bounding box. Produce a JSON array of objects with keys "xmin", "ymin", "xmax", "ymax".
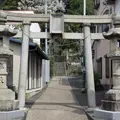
[
  {"xmin": 67, "ymin": 77, "xmax": 88, "ymax": 108},
  {"xmin": 60, "ymin": 77, "xmax": 106, "ymax": 108},
  {"xmin": 25, "ymin": 86, "xmax": 48, "ymax": 108},
  {"xmin": 25, "ymin": 76, "xmax": 107, "ymax": 118},
  {"xmin": 27, "ymin": 102, "xmax": 85, "ymax": 114}
]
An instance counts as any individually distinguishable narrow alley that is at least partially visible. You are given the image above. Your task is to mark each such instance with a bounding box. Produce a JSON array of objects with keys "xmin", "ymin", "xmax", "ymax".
[{"xmin": 26, "ymin": 77, "xmax": 88, "ymax": 120}]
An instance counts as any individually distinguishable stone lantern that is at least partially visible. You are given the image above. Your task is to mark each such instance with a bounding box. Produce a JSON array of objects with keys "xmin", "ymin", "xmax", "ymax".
[
  {"xmin": 101, "ymin": 16, "xmax": 120, "ymax": 112},
  {"xmin": 94, "ymin": 15, "xmax": 120, "ymax": 120},
  {"xmin": 0, "ymin": 24, "xmax": 18, "ymax": 111}
]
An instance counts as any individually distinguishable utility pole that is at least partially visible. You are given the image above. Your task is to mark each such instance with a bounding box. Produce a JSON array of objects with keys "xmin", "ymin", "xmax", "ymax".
[
  {"xmin": 45, "ymin": 0, "xmax": 50, "ymax": 84},
  {"xmin": 83, "ymin": 0, "xmax": 96, "ymax": 108},
  {"xmin": 45, "ymin": 0, "xmax": 48, "ymax": 54},
  {"xmin": 81, "ymin": 0, "xmax": 86, "ymax": 91},
  {"xmin": 84, "ymin": 0, "xmax": 86, "ymax": 15}
]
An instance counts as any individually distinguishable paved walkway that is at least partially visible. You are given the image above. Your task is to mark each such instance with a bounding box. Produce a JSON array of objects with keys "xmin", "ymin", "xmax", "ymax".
[{"xmin": 26, "ymin": 76, "xmax": 88, "ymax": 120}]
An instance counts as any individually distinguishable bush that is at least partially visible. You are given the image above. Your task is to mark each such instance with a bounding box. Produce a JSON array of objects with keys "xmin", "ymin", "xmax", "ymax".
[
  {"xmin": 94, "ymin": 72, "xmax": 104, "ymax": 91},
  {"xmin": 50, "ymin": 57, "xmax": 54, "ymax": 78},
  {"xmin": 94, "ymin": 72, "xmax": 101, "ymax": 86}
]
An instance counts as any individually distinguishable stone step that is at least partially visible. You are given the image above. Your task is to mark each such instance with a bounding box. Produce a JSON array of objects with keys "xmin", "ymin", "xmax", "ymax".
[
  {"xmin": 85, "ymin": 109, "xmax": 104, "ymax": 120},
  {"xmin": 86, "ymin": 112, "xmax": 104, "ymax": 120}
]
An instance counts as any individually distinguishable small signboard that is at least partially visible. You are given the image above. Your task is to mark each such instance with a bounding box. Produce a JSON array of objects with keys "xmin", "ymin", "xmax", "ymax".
[{"xmin": 50, "ymin": 14, "xmax": 64, "ymax": 35}]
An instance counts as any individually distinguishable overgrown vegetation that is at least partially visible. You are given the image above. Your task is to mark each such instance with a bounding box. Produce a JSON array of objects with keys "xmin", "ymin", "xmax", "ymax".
[
  {"xmin": 63, "ymin": 0, "xmax": 94, "ymax": 52},
  {"xmin": 65, "ymin": 0, "xmax": 94, "ymax": 15},
  {"xmin": 50, "ymin": 57, "xmax": 54, "ymax": 78},
  {"xmin": 94, "ymin": 72, "xmax": 104, "ymax": 91},
  {"xmin": 1, "ymin": 0, "xmax": 19, "ymax": 10}
]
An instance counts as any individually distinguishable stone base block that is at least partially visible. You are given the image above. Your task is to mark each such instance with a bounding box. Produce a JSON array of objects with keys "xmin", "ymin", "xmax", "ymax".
[
  {"xmin": 105, "ymin": 89, "xmax": 120, "ymax": 101},
  {"xmin": 0, "ymin": 89, "xmax": 15, "ymax": 100},
  {"xmin": 0, "ymin": 109, "xmax": 27, "ymax": 120},
  {"xmin": 94, "ymin": 109, "xmax": 120, "ymax": 120},
  {"xmin": 102, "ymin": 100, "xmax": 120, "ymax": 111},
  {"xmin": 0, "ymin": 100, "xmax": 19, "ymax": 111}
]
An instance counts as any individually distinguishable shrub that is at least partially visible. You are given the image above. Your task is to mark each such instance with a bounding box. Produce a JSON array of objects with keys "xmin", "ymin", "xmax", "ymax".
[
  {"xmin": 50, "ymin": 57, "xmax": 54, "ymax": 78},
  {"xmin": 94, "ymin": 72, "xmax": 101, "ymax": 86},
  {"xmin": 94, "ymin": 72, "xmax": 104, "ymax": 91}
]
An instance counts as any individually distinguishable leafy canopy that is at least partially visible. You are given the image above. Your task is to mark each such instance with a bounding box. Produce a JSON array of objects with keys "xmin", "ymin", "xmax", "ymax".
[
  {"xmin": 65, "ymin": 0, "xmax": 94, "ymax": 15},
  {"xmin": 1, "ymin": 0, "xmax": 94, "ymax": 54},
  {"xmin": 1, "ymin": 0, "xmax": 19, "ymax": 10}
]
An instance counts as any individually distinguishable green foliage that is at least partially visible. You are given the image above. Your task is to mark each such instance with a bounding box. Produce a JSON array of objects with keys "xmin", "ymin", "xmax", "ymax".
[
  {"xmin": 94, "ymin": 72, "xmax": 101, "ymax": 86},
  {"xmin": 25, "ymin": 93, "xmax": 30, "ymax": 100},
  {"xmin": 65, "ymin": 0, "xmax": 94, "ymax": 15},
  {"xmin": 61, "ymin": 0, "xmax": 94, "ymax": 54},
  {"xmin": 61, "ymin": 39, "xmax": 80, "ymax": 53},
  {"xmin": 1, "ymin": 0, "xmax": 19, "ymax": 10},
  {"xmin": 50, "ymin": 57, "xmax": 54, "ymax": 78},
  {"xmin": 94, "ymin": 72, "xmax": 104, "ymax": 91}
]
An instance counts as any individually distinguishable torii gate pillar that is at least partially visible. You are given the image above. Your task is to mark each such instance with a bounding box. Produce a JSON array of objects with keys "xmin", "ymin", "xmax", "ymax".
[
  {"xmin": 18, "ymin": 21, "xmax": 30, "ymax": 108},
  {"xmin": 84, "ymin": 23, "xmax": 96, "ymax": 108},
  {"xmin": 50, "ymin": 14, "xmax": 96, "ymax": 108}
]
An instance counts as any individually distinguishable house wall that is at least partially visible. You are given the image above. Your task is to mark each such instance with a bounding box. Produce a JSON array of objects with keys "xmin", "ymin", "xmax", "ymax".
[
  {"xmin": 10, "ymin": 42, "xmax": 21, "ymax": 89},
  {"xmin": 7, "ymin": 41, "xmax": 46, "ymax": 96},
  {"xmin": 95, "ymin": 0, "xmax": 114, "ymax": 15},
  {"xmin": 94, "ymin": 40, "xmax": 110, "ymax": 84},
  {"xmin": 93, "ymin": 0, "xmax": 115, "ymax": 86}
]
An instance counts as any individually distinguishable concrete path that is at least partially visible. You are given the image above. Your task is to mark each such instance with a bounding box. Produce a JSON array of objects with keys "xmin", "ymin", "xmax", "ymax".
[{"xmin": 26, "ymin": 76, "xmax": 88, "ymax": 120}]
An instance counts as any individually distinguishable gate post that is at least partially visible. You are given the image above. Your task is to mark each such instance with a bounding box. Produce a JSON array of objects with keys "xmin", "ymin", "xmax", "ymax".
[
  {"xmin": 84, "ymin": 23, "xmax": 96, "ymax": 108},
  {"xmin": 18, "ymin": 21, "xmax": 30, "ymax": 109}
]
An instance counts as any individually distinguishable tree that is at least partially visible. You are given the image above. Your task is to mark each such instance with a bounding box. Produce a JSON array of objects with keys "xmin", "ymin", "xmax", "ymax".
[
  {"xmin": 65, "ymin": 0, "xmax": 94, "ymax": 15},
  {"xmin": 18, "ymin": 0, "xmax": 65, "ymax": 13},
  {"xmin": 60, "ymin": 0, "xmax": 94, "ymax": 53},
  {"xmin": 1, "ymin": 0, "xmax": 18, "ymax": 10}
]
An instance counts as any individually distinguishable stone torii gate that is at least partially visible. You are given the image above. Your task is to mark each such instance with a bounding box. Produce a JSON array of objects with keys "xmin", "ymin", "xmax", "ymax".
[{"xmin": 0, "ymin": 11, "xmax": 112, "ymax": 110}]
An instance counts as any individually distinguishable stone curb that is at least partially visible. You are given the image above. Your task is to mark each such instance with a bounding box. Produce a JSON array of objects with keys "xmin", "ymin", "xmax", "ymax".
[{"xmin": 25, "ymin": 85, "xmax": 48, "ymax": 106}]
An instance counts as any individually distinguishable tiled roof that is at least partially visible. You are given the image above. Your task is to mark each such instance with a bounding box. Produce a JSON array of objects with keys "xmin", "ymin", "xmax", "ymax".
[{"xmin": 9, "ymin": 37, "xmax": 49, "ymax": 60}]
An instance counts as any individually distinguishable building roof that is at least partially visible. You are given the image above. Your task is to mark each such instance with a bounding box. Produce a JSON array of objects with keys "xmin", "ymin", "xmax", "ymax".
[{"xmin": 9, "ymin": 37, "xmax": 49, "ymax": 60}]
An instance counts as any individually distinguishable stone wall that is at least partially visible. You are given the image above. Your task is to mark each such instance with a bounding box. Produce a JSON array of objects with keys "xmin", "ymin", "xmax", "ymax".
[{"xmin": 54, "ymin": 62, "xmax": 66, "ymax": 76}]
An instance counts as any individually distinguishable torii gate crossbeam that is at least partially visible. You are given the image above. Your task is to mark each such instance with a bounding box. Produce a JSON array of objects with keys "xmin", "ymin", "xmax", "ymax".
[
  {"xmin": 4, "ymin": 11, "xmax": 112, "ymax": 23},
  {"xmin": 15, "ymin": 32, "xmax": 105, "ymax": 40}
]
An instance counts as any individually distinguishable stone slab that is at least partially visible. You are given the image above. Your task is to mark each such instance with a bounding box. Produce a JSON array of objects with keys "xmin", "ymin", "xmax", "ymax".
[
  {"xmin": 0, "ymin": 89, "xmax": 15, "ymax": 100},
  {"xmin": 0, "ymin": 100, "xmax": 19, "ymax": 111},
  {"xmin": 0, "ymin": 109, "xmax": 26, "ymax": 120},
  {"xmin": 94, "ymin": 109, "xmax": 120, "ymax": 120},
  {"xmin": 104, "ymin": 89, "xmax": 120, "ymax": 101},
  {"xmin": 102, "ymin": 100, "xmax": 120, "ymax": 111}
]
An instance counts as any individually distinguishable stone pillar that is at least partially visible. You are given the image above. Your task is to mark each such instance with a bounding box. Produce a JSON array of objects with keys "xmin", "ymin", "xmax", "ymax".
[
  {"xmin": 84, "ymin": 23, "xmax": 96, "ymax": 108},
  {"xmin": 34, "ymin": 55, "xmax": 37, "ymax": 88},
  {"xmin": 47, "ymin": 60, "xmax": 50, "ymax": 83},
  {"xmin": 102, "ymin": 28, "xmax": 120, "ymax": 112},
  {"xmin": 18, "ymin": 21, "xmax": 30, "ymax": 109},
  {"xmin": 3, "ymin": 36, "xmax": 9, "ymax": 48},
  {"xmin": 31, "ymin": 54, "xmax": 34, "ymax": 89},
  {"xmin": 28, "ymin": 52, "xmax": 32, "ymax": 89},
  {"xmin": 110, "ymin": 40, "xmax": 118, "ymax": 51},
  {"xmin": 40, "ymin": 60, "xmax": 42, "ymax": 89},
  {"xmin": 45, "ymin": 60, "xmax": 47, "ymax": 83},
  {"xmin": 0, "ymin": 24, "xmax": 18, "ymax": 111},
  {"xmin": 37, "ymin": 59, "xmax": 41, "ymax": 88},
  {"xmin": 100, "ymin": 0, "xmax": 120, "ymax": 112},
  {"xmin": 45, "ymin": 60, "xmax": 50, "ymax": 84},
  {"xmin": 41, "ymin": 59, "xmax": 45, "ymax": 89},
  {"xmin": 102, "ymin": 60, "xmax": 120, "ymax": 111},
  {"xmin": 26, "ymin": 72, "xmax": 28, "ymax": 90},
  {"xmin": 115, "ymin": 0, "xmax": 120, "ymax": 14},
  {"xmin": 0, "ymin": 57, "xmax": 16, "ymax": 111}
]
